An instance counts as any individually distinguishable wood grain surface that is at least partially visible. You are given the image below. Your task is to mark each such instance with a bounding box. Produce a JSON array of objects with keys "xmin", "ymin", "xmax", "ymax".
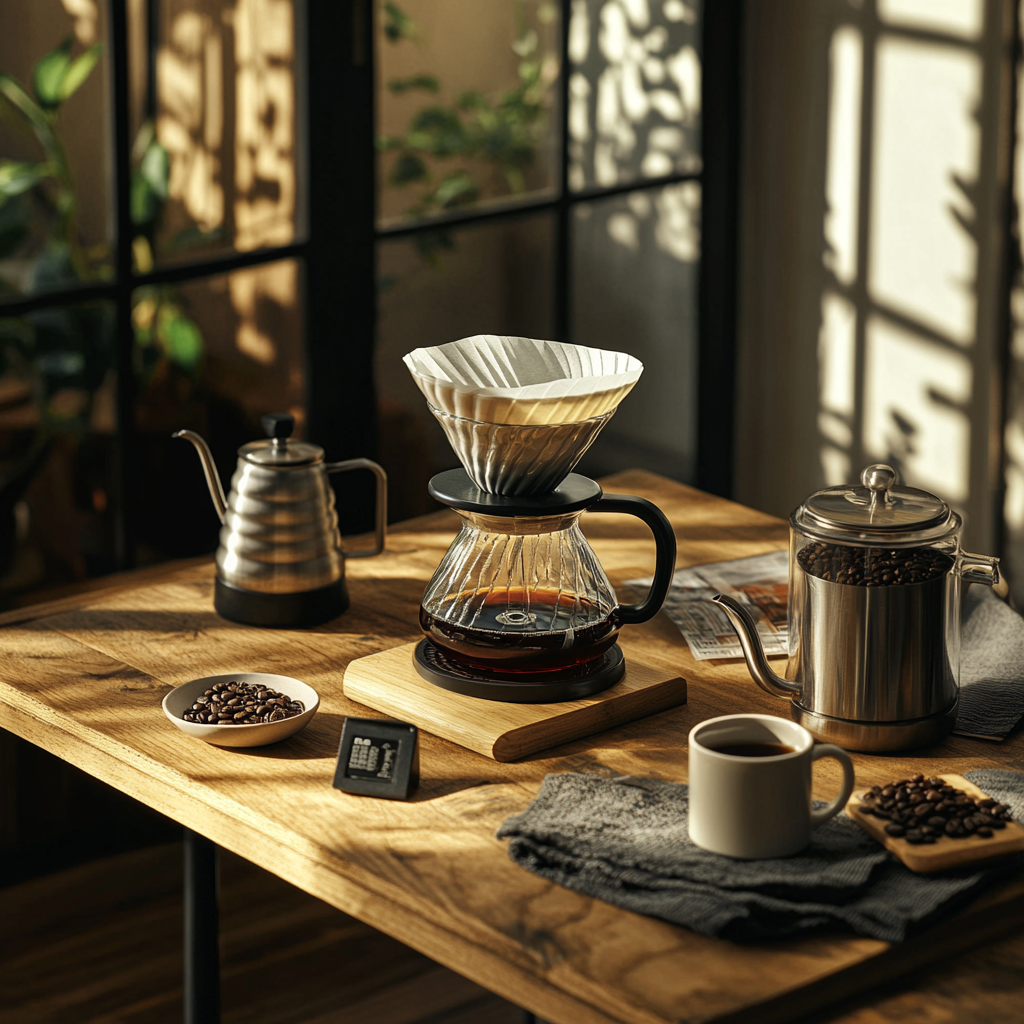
[
  {"xmin": 342, "ymin": 639, "xmax": 687, "ymax": 761},
  {"xmin": 1, "ymin": 470, "xmax": 1022, "ymax": 1024},
  {"xmin": 846, "ymin": 775, "xmax": 1024, "ymax": 873}
]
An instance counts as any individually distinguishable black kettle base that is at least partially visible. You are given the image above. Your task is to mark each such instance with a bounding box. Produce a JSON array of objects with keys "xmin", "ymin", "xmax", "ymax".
[
  {"xmin": 412, "ymin": 639, "xmax": 625, "ymax": 703},
  {"xmin": 214, "ymin": 577, "xmax": 349, "ymax": 628}
]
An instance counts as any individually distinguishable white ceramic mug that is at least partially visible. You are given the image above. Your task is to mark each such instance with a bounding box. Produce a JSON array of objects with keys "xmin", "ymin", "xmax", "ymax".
[{"xmin": 687, "ymin": 714, "xmax": 855, "ymax": 858}]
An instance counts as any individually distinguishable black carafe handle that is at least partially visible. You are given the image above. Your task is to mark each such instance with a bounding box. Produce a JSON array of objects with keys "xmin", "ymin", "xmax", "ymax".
[{"xmin": 588, "ymin": 494, "xmax": 677, "ymax": 625}]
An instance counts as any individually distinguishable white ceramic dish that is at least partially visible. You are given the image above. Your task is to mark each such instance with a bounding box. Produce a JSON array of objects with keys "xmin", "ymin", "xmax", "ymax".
[{"xmin": 162, "ymin": 672, "xmax": 319, "ymax": 748}]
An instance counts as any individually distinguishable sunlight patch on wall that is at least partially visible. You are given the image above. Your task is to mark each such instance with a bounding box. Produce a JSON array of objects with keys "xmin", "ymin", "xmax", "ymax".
[
  {"xmin": 569, "ymin": 0, "xmax": 701, "ymax": 191},
  {"xmin": 868, "ymin": 36, "xmax": 980, "ymax": 347},
  {"xmin": 878, "ymin": 0, "xmax": 983, "ymax": 41},
  {"xmin": 824, "ymin": 26, "xmax": 861, "ymax": 287},
  {"xmin": 864, "ymin": 315, "xmax": 972, "ymax": 503}
]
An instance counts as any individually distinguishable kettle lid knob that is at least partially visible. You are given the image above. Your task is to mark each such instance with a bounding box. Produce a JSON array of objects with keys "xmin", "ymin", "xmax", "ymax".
[{"xmin": 261, "ymin": 412, "xmax": 295, "ymax": 441}]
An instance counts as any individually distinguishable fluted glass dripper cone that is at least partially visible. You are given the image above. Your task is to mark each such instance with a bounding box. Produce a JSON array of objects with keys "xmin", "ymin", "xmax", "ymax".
[{"xmin": 404, "ymin": 335, "xmax": 643, "ymax": 495}]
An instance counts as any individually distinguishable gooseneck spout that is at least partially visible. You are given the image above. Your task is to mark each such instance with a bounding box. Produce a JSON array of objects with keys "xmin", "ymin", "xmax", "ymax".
[
  {"xmin": 173, "ymin": 430, "xmax": 228, "ymax": 523},
  {"xmin": 711, "ymin": 593, "xmax": 803, "ymax": 701}
]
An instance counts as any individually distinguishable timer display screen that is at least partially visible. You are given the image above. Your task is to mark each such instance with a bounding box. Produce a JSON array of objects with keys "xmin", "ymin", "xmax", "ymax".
[
  {"xmin": 346, "ymin": 736, "xmax": 402, "ymax": 781},
  {"xmin": 333, "ymin": 717, "xmax": 419, "ymax": 800}
]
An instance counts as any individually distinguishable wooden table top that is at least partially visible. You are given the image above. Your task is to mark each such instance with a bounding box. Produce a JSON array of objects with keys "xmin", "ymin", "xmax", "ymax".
[{"xmin": 1, "ymin": 470, "xmax": 1021, "ymax": 1024}]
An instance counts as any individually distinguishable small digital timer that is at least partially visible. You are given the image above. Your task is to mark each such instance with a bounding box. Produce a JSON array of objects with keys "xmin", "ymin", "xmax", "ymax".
[{"xmin": 333, "ymin": 717, "xmax": 419, "ymax": 800}]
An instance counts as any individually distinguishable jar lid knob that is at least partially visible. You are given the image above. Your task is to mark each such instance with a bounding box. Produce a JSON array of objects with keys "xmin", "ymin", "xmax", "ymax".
[{"xmin": 861, "ymin": 463, "xmax": 897, "ymax": 505}]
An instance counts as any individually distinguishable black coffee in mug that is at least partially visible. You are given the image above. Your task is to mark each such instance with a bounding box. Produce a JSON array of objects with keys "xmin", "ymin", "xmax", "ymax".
[{"xmin": 708, "ymin": 742, "xmax": 796, "ymax": 757}]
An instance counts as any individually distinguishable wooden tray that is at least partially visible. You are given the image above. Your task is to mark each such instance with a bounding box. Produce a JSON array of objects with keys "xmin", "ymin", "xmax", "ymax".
[
  {"xmin": 343, "ymin": 641, "xmax": 686, "ymax": 762},
  {"xmin": 847, "ymin": 774, "xmax": 1024, "ymax": 873}
]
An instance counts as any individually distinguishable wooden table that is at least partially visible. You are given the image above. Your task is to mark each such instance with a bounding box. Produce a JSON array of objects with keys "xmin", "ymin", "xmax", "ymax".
[{"xmin": 1, "ymin": 470, "xmax": 1021, "ymax": 1024}]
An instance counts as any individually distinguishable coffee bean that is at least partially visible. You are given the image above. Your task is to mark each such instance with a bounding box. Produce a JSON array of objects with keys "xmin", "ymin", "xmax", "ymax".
[
  {"xmin": 866, "ymin": 775, "xmax": 1015, "ymax": 847},
  {"xmin": 180, "ymin": 681, "xmax": 304, "ymax": 727},
  {"xmin": 797, "ymin": 543, "xmax": 954, "ymax": 587}
]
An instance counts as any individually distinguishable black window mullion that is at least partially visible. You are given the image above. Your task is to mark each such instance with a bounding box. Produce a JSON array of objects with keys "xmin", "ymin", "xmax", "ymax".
[
  {"xmin": 554, "ymin": 0, "xmax": 572, "ymax": 344},
  {"xmin": 110, "ymin": 0, "xmax": 136, "ymax": 570}
]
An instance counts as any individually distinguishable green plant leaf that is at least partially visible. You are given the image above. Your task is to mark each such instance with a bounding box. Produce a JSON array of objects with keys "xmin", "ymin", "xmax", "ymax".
[
  {"xmin": 432, "ymin": 170, "xmax": 478, "ymax": 209},
  {"xmin": 130, "ymin": 170, "xmax": 161, "ymax": 226},
  {"xmin": 0, "ymin": 159, "xmax": 49, "ymax": 201},
  {"xmin": 58, "ymin": 42, "xmax": 103, "ymax": 103},
  {"xmin": 162, "ymin": 314, "xmax": 204, "ymax": 370},
  {"xmin": 32, "ymin": 37, "xmax": 73, "ymax": 109},
  {"xmin": 384, "ymin": 2, "xmax": 419, "ymax": 43},
  {"xmin": 140, "ymin": 140, "xmax": 169, "ymax": 199},
  {"xmin": 0, "ymin": 73, "xmax": 60, "ymax": 159},
  {"xmin": 389, "ymin": 153, "xmax": 427, "ymax": 186},
  {"xmin": 387, "ymin": 74, "xmax": 440, "ymax": 95}
]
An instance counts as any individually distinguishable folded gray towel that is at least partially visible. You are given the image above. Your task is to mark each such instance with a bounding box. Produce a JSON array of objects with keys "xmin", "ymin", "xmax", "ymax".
[
  {"xmin": 496, "ymin": 769, "xmax": 1024, "ymax": 942},
  {"xmin": 957, "ymin": 587, "xmax": 1024, "ymax": 738}
]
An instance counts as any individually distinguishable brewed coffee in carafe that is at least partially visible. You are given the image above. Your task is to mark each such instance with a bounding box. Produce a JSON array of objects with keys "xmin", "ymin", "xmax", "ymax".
[{"xmin": 419, "ymin": 508, "xmax": 622, "ymax": 672}]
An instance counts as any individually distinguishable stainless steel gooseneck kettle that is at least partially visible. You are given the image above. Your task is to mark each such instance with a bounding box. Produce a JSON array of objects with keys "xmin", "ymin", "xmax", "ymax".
[{"xmin": 176, "ymin": 413, "xmax": 387, "ymax": 627}]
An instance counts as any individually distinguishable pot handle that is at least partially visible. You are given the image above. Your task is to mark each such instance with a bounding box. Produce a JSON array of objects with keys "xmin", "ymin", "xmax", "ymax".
[
  {"xmin": 588, "ymin": 494, "xmax": 677, "ymax": 624},
  {"xmin": 324, "ymin": 459, "xmax": 388, "ymax": 558},
  {"xmin": 959, "ymin": 552, "xmax": 1000, "ymax": 587}
]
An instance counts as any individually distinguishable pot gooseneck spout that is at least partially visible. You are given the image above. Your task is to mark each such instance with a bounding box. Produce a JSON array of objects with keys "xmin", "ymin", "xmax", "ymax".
[
  {"xmin": 711, "ymin": 593, "xmax": 803, "ymax": 701},
  {"xmin": 173, "ymin": 429, "xmax": 228, "ymax": 523}
]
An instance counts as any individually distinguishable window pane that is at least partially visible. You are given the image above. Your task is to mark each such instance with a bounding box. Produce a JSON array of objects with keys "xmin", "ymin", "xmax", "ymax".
[
  {"xmin": 568, "ymin": 0, "xmax": 702, "ymax": 192},
  {"xmin": 376, "ymin": 214, "xmax": 555, "ymax": 519},
  {"xmin": 134, "ymin": 258, "xmax": 304, "ymax": 562},
  {"xmin": 0, "ymin": 4, "xmax": 113, "ymax": 301},
  {"xmin": 142, "ymin": 0, "xmax": 301, "ymax": 268},
  {"xmin": 376, "ymin": 0, "xmax": 560, "ymax": 228},
  {"xmin": 572, "ymin": 182, "xmax": 699, "ymax": 482},
  {"xmin": 0, "ymin": 301, "xmax": 117, "ymax": 601}
]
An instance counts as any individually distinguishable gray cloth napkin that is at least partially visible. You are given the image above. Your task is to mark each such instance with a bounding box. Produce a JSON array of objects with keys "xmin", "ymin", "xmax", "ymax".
[
  {"xmin": 957, "ymin": 586, "xmax": 1024, "ymax": 738},
  {"xmin": 496, "ymin": 769, "xmax": 1024, "ymax": 943}
]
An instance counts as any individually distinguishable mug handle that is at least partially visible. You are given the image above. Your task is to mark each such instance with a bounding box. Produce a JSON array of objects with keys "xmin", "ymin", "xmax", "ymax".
[
  {"xmin": 324, "ymin": 458, "xmax": 388, "ymax": 558},
  {"xmin": 809, "ymin": 744, "xmax": 855, "ymax": 827},
  {"xmin": 587, "ymin": 494, "xmax": 677, "ymax": 624}
]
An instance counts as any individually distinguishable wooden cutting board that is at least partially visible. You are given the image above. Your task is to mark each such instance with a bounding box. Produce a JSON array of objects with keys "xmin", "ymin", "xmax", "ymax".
[
  {"xmin": 847, "ymin": 774, "xmax": 1024, "ymax": 873},
  {"xmin": 342, "ymin": 641, "xmax": 687, "ymax": 762}
]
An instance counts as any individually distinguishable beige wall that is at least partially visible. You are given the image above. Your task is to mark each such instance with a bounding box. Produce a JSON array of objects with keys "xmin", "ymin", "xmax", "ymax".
[{"xmin": 736, "ymin": 0, "xmax": 1011, "ymax": 563}]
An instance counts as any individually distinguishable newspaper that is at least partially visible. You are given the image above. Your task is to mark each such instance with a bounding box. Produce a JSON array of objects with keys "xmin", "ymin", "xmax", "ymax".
[{"xmin": 628, "ymin": 550, "xmax": 790, "ymax": 661}]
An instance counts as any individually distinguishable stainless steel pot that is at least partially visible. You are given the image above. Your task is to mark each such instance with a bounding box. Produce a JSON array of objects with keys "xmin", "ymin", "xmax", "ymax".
[
  {"xmin": 176, "ymin": 413, "xmax": 386, "ymax": 627},
  {"xmin": 713, "ymin": 464, "xmax": 999, "ymax": 751}
]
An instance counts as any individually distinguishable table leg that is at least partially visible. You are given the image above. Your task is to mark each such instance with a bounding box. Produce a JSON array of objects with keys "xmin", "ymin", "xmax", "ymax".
[{"xmin": 184, "ymin": 828, "xmax": 221, "ymax": 1024}]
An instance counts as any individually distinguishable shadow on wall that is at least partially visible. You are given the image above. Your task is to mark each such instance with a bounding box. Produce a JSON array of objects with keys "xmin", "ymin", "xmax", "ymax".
[{"xmin": 738, "ymin": 0, "xmax": 1010, "ymax": 580}]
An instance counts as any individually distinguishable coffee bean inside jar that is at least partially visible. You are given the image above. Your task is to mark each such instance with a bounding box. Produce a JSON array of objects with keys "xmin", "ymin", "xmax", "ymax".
[{"xmin": 796, "ymin": 542, "xmax": 953, "ymax": 587}]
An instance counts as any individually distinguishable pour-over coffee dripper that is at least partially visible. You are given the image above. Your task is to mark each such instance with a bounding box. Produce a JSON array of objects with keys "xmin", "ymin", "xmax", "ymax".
[{"xmin": 406, "ymin": 336, "xmax": 677, "ymax": 703}]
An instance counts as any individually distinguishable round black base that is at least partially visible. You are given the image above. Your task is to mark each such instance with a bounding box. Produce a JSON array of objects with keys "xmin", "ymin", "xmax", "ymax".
[
  {"xmin": 413, "ymin": 640, "xmax": 625, "ymax": 703},
  {"xmin": 214, "ymin": 577, "xmax": 349, "ymax": 628}
]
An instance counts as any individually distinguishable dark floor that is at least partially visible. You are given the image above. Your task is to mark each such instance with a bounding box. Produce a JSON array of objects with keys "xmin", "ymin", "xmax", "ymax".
[{"xmin": 0, "ymin": 842, "xmax": 526, "ymax": 1024}]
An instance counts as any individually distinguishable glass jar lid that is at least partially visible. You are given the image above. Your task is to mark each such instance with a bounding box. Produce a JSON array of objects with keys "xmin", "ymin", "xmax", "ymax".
[{"xmin": 792, "ymin": 464, "xmax": 958, "ymax": 545}]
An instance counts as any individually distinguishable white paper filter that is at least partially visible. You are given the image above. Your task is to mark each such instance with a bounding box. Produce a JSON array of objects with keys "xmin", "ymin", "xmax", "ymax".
[{"xmin": 403, "ymin": 335, "xmax": 643, "ymax": 425}]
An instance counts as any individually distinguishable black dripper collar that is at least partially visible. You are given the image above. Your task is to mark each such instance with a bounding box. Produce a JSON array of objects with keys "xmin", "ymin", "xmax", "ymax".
[{"xmin": 428, "ymin": 469, "xmax": 602, "ymax": 516}]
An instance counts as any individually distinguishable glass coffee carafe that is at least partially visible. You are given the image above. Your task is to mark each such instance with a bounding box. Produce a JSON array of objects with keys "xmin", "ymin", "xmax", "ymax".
[
  {"xmin": 418, "ymin": 471, "xmax": 676, "ymax": 691},
  {"xmin": 420, "ymin": 473, "xmax": 675, "ymax": 675}
]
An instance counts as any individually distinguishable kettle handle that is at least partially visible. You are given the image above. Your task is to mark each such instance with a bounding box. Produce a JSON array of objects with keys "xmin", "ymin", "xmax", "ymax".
[
  {"xmin": 587, "ymin": 494, "xmax": 677, "ymax": 624},
  {"xmin": 324, "ymin": 458, "xmax": 388, "ymax": 558}
]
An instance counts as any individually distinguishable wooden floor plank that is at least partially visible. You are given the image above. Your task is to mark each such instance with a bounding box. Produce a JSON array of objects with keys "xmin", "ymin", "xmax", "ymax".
[{"xmin": 0, "ymin": 843, "xmax": 524, "ymax": 1024}]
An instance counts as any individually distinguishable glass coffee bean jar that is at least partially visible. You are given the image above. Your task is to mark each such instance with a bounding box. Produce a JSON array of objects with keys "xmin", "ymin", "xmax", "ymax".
[{"xmin": 713, "ymin": 464, "xmax": 1000, "ymax": 751}]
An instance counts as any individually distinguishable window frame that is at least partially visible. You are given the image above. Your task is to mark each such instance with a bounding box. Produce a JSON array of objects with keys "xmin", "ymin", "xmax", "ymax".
[{"xmin": 0, "ymin": 0, "xmax": 741, "ymax": 572}]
